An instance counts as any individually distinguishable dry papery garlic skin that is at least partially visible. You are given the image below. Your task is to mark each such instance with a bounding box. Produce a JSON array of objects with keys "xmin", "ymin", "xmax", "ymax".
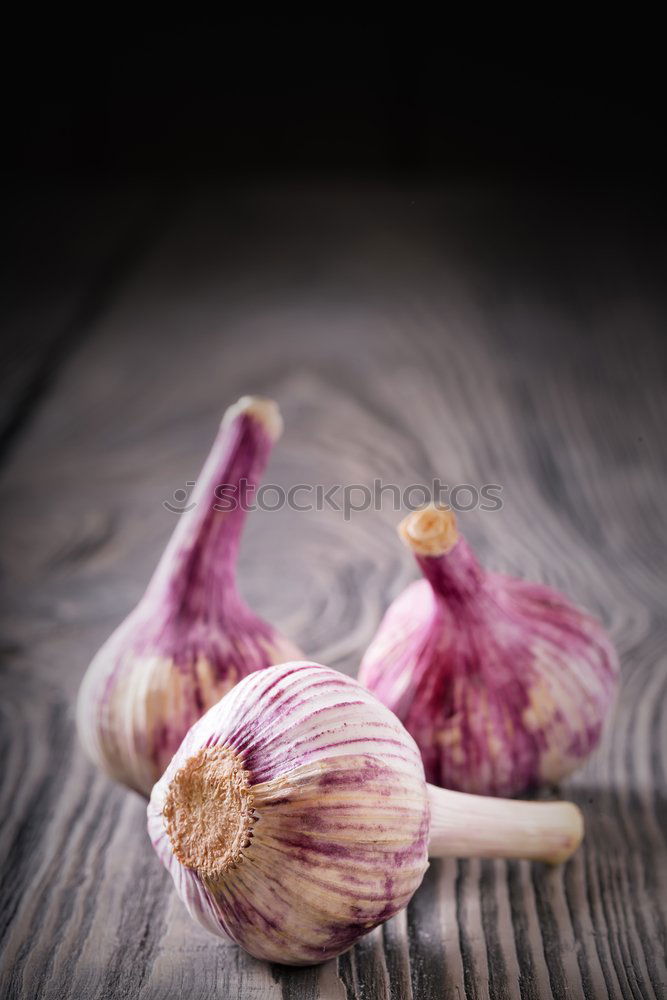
[
  {"xmin": 77, "ymin": 396, "xmax": 302, "ymax": 796},
  {"xmin": 148, "ymin": 662, "xmax": 583, "ymax": 966},
  {"xmin": 359, "ymin": 506, "xmax": 619, "ymax": 797}
]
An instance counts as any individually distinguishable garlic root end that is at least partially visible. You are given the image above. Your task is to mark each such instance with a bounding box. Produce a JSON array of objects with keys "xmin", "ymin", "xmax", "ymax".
[{"xmin": 163, "ymin": 745, "xmax": 254, "ymax": 878}]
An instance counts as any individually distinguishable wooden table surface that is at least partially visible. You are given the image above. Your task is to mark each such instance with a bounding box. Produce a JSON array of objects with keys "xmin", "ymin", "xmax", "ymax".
[{"xmin": 1, "ymin": 183, "xmax": 665, "ymax": 999}]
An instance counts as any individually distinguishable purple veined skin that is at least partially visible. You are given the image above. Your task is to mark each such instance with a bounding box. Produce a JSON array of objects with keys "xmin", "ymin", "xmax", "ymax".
[
  {"xmin": 77, "ymin": 397, "xmax": 302, "ymax": 796},
  {"xmin": 148, "ymin": 662, "xmax": 583, "ymax": 966},
  {"xmin": 358, "ymin": 506, "xmax": 619, "ymax": 798}
]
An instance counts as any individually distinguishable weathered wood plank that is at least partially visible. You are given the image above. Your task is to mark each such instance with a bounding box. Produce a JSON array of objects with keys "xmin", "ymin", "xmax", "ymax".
[{"xmin": 0, "ymin": 184, "xmax": 665, "ymax": 999}]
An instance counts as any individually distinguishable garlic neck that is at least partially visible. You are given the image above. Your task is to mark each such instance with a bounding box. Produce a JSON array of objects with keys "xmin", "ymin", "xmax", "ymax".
[
  {"xmin": 145, "ymin": 397, "xmax": 279, "ymax": 620},
  {"xmin": 163, "ymin": 745, "xmax": 254, "ymax": 879},
  {"xmin": 426, "ymin": 784, "xmax": 584, "ymax": 865},
  {"xmin": 399, "ymin": 506, "xmax": 484, "ymax": 603},
  {"xmin": 416, "ymin": 538, "xmax": 485, "ymax": 603}
]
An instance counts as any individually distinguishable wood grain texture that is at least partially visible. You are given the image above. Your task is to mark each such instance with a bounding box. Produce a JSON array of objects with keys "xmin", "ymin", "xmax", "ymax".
[{"xmin": 0, "ymin": 184, "xmax": 665, "ymax": 999}]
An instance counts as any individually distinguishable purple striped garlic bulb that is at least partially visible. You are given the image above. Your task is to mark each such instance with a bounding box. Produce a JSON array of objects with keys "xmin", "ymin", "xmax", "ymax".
[
  {"xmin": 359, "ymin": 506, "xmax": 619, "ymax": 797},
  {"xmin": 148, "ymin": 662, "xmax": 584, "ymax": 966},
  {"xmin": 77, "ymin": 396, "xmax": 302, "ymax": 796}
]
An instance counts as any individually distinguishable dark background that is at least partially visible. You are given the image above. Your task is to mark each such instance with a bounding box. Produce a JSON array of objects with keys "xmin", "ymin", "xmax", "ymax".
[
  {"xmin": 4, "ymin": 20, "xmax": 665, "ymax": 461},
  {"xmin": 3, "ymin": 21, "xmax": 666, "ymax": 191}
]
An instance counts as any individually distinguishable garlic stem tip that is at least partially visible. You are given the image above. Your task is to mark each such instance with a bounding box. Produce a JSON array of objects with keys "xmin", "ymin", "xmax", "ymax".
[
  {"xmin": 544, "ymin": 802, "xmax": 585, "ymax": 865},
  {"xmin": 399, "ymin": 504, "xmax": 459, "ymax": 557},
  {"xmin": 223, "ymin": 396, "xmax": 283, "ymax": 441}
]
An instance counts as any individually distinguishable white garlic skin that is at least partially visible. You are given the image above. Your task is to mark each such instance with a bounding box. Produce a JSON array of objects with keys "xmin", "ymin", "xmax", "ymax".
[
  {"xmin": 77, "ymin": 611, "xmax": 300, "ymax": 796},
  {"xmin": 148, "ymin": 663, "xmax": 430, "ymax": 965}
]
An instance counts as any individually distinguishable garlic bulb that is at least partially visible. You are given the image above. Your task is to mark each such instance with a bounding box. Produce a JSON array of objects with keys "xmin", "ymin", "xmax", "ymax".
[
  {"xmin": 359, "ymin": 506, "xmax": 619, "ymax": 797},
  {"xmin": 148, "ymin": 662, "xmax": 583, "ymax": 965},
  {"xmin": 77, "ymin": 396, "xmax": 302, "ymax": 796}
]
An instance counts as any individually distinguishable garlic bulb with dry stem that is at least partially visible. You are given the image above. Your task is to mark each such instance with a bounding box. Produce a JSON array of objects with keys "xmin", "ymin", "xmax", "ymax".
[
  {"xmin": 77, "ymin": 396, "xmax": 302, "ymax": 796},
  {"xmin": 359, "ymin": 506, "xmax": 618, "ymax": 797},
  {"xmin": 148, "ymin": 662, "xmax": 583, "ymax": 965}
]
